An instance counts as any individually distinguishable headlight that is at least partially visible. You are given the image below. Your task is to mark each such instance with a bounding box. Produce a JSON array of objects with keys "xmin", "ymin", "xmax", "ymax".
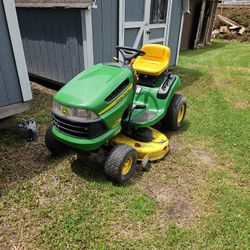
[{"xmin": 52, "ymin": 101, "xmax": 98, "ymax": 122}]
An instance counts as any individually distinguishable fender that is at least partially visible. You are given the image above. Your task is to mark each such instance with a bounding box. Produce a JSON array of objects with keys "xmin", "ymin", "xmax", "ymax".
[{"xmin": 157, "ymin": 74, "xmax": 178, "ymax": 99}]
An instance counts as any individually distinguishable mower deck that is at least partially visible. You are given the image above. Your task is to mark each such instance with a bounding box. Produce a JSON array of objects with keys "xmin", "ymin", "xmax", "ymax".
[{"xmin": 111, "ymin": 127, "xmax": 169, "ymax": 161}]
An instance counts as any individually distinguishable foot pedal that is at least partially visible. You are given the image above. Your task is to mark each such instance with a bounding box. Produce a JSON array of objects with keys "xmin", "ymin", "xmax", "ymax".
[{"xmin": 131, "ymin": 111, "xmax": 157, "ymax": 123}]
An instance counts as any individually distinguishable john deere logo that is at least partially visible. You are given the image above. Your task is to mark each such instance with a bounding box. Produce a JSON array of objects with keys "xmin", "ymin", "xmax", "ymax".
[{"xmin": 61, "ymin": 107, "xmax": 69, "ymax": 115}]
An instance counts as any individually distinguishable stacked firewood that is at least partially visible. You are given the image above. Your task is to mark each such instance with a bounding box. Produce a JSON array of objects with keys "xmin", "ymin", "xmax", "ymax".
[{"xmin": 212, "ymin": 14, "xmax": 246, "ymax": 38}]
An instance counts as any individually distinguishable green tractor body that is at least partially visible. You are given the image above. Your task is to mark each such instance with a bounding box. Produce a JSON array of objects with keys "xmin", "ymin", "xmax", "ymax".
[
  {"xmin": 52, "ymin": 63, "xmax": 180, "ymax": 151},
  {"xmin": 53, "ymin": 63, "xmax": 134, "ymax": 151}
]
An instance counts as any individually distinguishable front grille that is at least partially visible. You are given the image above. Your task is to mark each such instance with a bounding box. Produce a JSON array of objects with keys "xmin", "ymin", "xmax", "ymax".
[{"xmin": 53, "ymin": 114, "xmax": 107, "ymax": 139}]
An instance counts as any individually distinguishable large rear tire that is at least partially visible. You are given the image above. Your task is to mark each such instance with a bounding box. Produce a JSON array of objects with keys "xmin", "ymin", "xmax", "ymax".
[
  {"xmin": 104, "ymin": 144, "xmax": 137, "ymax": 184},
  {"xmin": 162, "ymin": 93, "xmax": 187, "ymax": 131},
  {"xmin": 45, "ymin": 125, "xmax": 70, "ymax": 156}
]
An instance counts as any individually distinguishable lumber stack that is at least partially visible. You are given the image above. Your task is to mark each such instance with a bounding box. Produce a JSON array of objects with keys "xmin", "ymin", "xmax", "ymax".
[{"xmin": 212, "ymin": 14, "xmax": 246, "ymax": 38}]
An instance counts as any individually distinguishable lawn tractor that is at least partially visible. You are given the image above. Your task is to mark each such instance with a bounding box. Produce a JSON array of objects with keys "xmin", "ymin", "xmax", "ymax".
[{"xmin": 45, "ymin": 44, "xmax": 187, "ymax": 184}]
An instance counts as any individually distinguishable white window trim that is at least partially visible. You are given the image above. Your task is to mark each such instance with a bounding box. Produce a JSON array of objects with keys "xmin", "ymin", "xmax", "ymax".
[
  {"xmin": 176, "ymin": 0, "xmax": 190, "ymax": 64},
  {"xmin": 3, "ymin": 0, "xmax": 32, "ymax": 102},
  {"xmin": 81, "ymin": 9, "xmax": 94, "ymax": 69},
  {"xmin": 164, "ymin": 0, "xmax": 173, "ymax": 45}
]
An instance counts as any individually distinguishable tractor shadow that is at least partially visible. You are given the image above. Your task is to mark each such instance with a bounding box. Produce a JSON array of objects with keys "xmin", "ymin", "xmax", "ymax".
[
  {"xmin": 70, "ymin": 149, "xmax": 145, "ymax": 186},
  {"xmin": 171, "ymin": 66, "xmax": 204, "ymax": 91},
  {"xmin": 71, "ymin": 150, "xmax": 107, "ymax": 183},
  {"xmin": 153, "ymin": 119, "xmax": 190, "ymax": 139},
  {"xmin": 70, "ymin": 119, "xmax": 190, "ymax": 185}
]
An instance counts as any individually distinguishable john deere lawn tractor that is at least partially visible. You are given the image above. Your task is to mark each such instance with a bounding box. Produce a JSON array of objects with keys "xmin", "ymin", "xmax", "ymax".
[{"xmin": 45, "ymin": 44, "xmax": 187, "ymax": 183}]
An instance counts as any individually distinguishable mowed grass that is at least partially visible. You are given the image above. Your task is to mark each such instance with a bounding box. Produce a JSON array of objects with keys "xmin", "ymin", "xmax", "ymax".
[{"xmin": 0, "ymin": 40, "xmax": 249, "ymax": 249}]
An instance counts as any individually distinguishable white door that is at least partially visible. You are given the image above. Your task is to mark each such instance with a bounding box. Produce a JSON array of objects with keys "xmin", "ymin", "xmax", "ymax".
[{"xmin": 119, "ymin": 0, "xmax": 172, "ymax": 49}]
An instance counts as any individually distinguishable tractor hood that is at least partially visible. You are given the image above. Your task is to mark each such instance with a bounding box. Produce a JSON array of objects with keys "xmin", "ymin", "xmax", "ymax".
[{"xmin": 54, "ymin": 63, "xmax": 133, "ymax": 114}]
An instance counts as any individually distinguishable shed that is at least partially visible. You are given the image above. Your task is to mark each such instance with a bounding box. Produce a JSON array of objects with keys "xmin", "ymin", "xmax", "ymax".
[
  {"xmin": 16, "ymin": 0, "xmax": 190, "ymax": 85},
  {"xmin": 181, "ymin": 0, "xmax": 219, "ymax": 49},
  {"xmin": 0, "ymin": 0, "xmax": 32, "ymax": 120}
]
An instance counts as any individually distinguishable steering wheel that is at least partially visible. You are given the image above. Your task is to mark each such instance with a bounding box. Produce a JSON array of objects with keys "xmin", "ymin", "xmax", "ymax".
[{"xmin": 116, "ymin": 46, "xmax": 145, "ymax": 64}]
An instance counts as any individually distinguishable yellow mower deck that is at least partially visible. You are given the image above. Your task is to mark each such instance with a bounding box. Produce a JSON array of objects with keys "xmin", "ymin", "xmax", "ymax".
[{"xmin": 111, "ymin": 127, "xmax": 169, "ymax": 161}]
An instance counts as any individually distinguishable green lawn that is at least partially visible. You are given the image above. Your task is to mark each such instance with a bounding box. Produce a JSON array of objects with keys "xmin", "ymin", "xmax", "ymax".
[{"xmin": 0, "ymin": 40, "xmax": 249, "ymax": 249}]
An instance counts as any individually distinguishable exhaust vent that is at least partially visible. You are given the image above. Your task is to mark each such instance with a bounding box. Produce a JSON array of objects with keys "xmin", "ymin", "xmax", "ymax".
[{"xmin": 105, "ymin": 78, "xmax": 130, "ymax": 102}]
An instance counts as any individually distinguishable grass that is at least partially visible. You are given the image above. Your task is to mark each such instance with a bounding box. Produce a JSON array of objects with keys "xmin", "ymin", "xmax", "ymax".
[{"xmin": 0, "ymin": 40, "xmax": 249, "ymax": 249}]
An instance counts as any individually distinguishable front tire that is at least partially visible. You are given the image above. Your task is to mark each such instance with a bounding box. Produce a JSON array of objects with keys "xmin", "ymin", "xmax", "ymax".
[
  {"xmin": 162, "ymin": 93, "xmax": 187, "ymax": 131},
  {"xmin": 45, "ymin": 125, "xmax": 70, "ymax": 156},
  {"xmin": 104, "ymin": 144, "xmax": 137, "ymax": 184}
]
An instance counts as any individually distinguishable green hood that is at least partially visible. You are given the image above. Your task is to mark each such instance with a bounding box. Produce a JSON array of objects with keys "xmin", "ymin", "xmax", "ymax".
[{"xmin": 54, "ymin": 63, "xmax": 133, "ymax": 114}]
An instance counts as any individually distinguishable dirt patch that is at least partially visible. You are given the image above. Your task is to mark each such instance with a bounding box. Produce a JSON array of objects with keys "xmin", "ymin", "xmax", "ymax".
[
  {"xmin": 233, "ymin": 101, "xmax": 250, "ymax": 110},
  {"xmin": 0, "ymin": 82, "xmax": 56, "ymax": 194},
  {"xmin": 166, "ymin": 194, "xmax": 197, "ymax": 228},
  {"xmin": 141, "ymin": 176, "xmax": 198, "ymax": 229},
  {"xmin": 31, "ymin": 82, "xmax": 55, "ymax": 96},
  {"xmin": 10, "ymin": 244, "xmax": 27, "ymax": 250},
  {"xmin": 137, "ymin": 143, "xmax": 218, "ymax": 229},
  {"xmin": 191, "ymin": 148, "xmax": 218, "ymax": 168},
  {"xmin": 168, "ymin": 135, "xmax": 183, "ymax": 152}
]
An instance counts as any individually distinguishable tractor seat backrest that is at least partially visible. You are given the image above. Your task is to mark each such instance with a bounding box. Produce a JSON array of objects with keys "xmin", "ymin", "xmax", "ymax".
[{"xmin": 133, "ymin": 44, "xmax": 171, "ymax": 76}]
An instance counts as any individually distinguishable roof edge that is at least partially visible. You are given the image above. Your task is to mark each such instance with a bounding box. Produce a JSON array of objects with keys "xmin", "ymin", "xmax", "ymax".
[{"xmin": 15, "ymin": 2, "xmax": 94, "ymax": 9}]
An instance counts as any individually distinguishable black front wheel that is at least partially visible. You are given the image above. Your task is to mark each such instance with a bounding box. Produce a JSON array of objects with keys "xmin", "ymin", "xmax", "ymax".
[
  {"xmin": 162, "ymin": 93, "xmax": 187, "ymax": 131},
  {"xmin": 104, "ymin": 144, "xmax": 138, "ymax": 184},
  {"xmin": 45, "ymin": 125, "xmax": 70, "ymax": 156}
]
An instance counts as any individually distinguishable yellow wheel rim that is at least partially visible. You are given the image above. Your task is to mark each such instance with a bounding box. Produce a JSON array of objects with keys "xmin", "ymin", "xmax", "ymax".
[
  {"xmin": 177, "ymin": 104, "xmax": 185, "ymax": 124},
  {"xmin": 122, "ymin": 156, "xmax": 133, "ymax": 175}
]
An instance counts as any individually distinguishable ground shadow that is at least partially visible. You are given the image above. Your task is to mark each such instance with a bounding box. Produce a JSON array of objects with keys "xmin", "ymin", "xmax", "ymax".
[
  {"xmin": 0, "ymin": 86, "xmax": 57, "ymax": 195},
  {"xmin": 71, "ymin": 151, "xmax": 107, "ymax": 183},
  {"xmin": 71, "ymin": 150, "xmax": 144, "ymax": 186},
  {"xmin": 0, "ymin": 127, "xmax": 58, "ymax": 196},
  {"xmin": 153, "ymin": 118, "xmax": 190, "ymax": 138},
  {"xmin": 180, "ymin": 41, "xmax": 229, "ymax": 57},
  {"xmin": 171, "ymin": 66, "xmax": 204, "ymax": 91},
  {"xmin": 30, "ymin": 75, "xmax": 62, "ymax": 91}
]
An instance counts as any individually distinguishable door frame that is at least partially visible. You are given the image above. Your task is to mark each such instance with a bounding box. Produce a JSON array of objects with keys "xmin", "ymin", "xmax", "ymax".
[
  {"xmin": 119, "ymin": 0, "xmax": 173, "ymax": 48},
  {"xmin": 194, "ymin": 0, "xmax": 207, "ymax": 48}
]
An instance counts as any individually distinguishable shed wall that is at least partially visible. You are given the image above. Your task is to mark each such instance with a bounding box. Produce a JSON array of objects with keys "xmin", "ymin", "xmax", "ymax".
[
  {"xmin": 17, "ymin": 8, "xmax": 85, "ymax": 84},
  {"xmin": 0, "ymin": 0, "xmax": 23, "ymax": 107},
  {"xmin": 92, "ymin": 0, "xmax": 118, "ymax": 64},
  {"xmin": 181, "ymin": 0, "xmax": 203, "ymax": 49}
]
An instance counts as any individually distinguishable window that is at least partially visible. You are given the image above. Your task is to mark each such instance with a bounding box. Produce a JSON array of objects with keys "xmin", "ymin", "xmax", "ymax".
[{"xmin": 150, "ymin": 0, "xmax": 168, "ymax": 24}]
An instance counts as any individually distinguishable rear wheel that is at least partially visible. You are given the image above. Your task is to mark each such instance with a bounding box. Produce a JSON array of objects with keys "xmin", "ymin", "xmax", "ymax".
[
  {"xmin": 45, "ymin": 125, "xmax": 70, "ymax": 156},
  {"xmin": 162, "ymin": 93, "xmax": 187, "ymax": 131},
  {"xmin": 104, "ymin": 144, "xmax": 137, "ymax": 184}
]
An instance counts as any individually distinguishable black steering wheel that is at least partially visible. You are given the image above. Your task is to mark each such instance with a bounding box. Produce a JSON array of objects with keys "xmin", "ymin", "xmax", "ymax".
[{"xmin": 116, "ymin": 46, "xmax": 145, "ymax": 64}]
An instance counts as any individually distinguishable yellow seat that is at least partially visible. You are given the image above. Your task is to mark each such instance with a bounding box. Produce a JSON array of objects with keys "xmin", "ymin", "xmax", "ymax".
[{"xmin": 133, "ymin": 44, "xmax": 171, "ymax": 76}]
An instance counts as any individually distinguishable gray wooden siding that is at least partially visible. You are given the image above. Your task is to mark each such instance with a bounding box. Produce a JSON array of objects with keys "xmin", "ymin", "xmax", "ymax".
[
  {"xmin": 0, "ymin": 0, "xmax": 22, "ymax": 107},
  {"xmin": 168, "ymin": 0, "xmax": 182, "ymax": 66},
  {"xmin": 124, "ymin": 28, "xmax": 140, "ymax": 47},
  {"xmin": 125, "ymin": 0, "xmax": 145, "ymax": 22},
  {"xmin": 149, "ymin": 28, "xmax": 165, "ymax": 40},
  {"xmin": 92, "ymin": 0, "xmax": 118, "ymax": 64},
  {"xmin": 17, "ymin": 8, "xmax": 85, "ymax": 84}
]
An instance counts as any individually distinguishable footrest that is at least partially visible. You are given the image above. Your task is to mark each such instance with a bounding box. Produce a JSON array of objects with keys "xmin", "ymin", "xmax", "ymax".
[{"xmin": 131, "ymin": 111, "xmax": 157, "ymax": 123}]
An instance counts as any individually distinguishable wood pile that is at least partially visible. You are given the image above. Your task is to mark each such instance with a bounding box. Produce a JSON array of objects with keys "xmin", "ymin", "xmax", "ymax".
[{"xmin": 212, "ymin": 14, "xmax": 246, "ymax": 38}]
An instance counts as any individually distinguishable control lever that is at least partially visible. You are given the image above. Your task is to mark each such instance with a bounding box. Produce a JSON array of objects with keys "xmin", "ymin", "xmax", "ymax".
[
  {"xmin": 113, "ymin": 56, "xmax": 123, "ymax": 64},
  {"xmin": 127, "ymin": 104, "xmax": 147, "ymax": 128},
  {"xmin": 132, "ymin": 104, "xmax": 146, "ymax": 111}
]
